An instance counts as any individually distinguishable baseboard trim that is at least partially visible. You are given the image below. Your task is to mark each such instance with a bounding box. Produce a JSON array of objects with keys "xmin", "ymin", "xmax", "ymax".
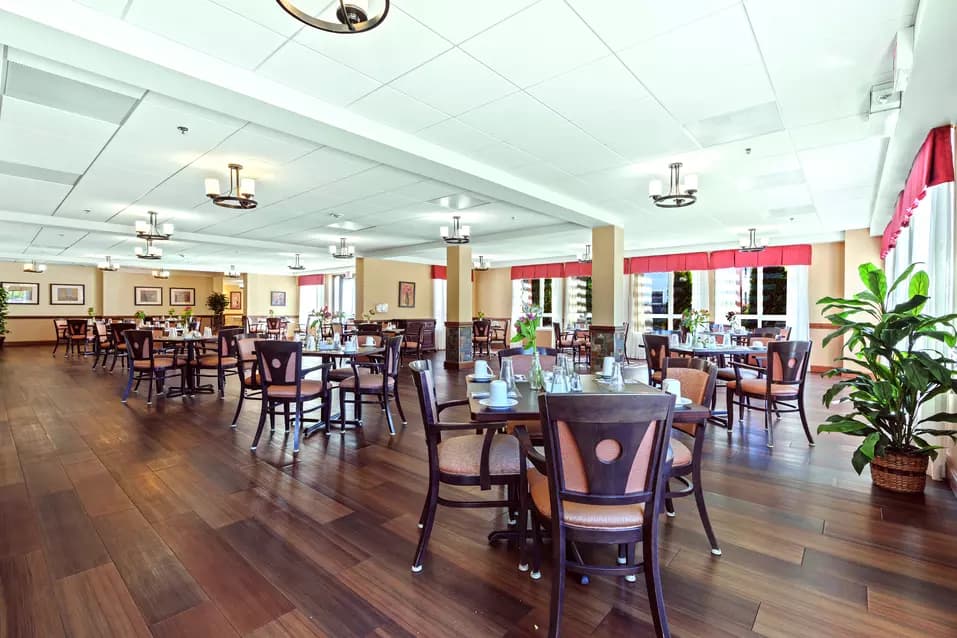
[{"xmin": 2, "ymin": 340, "xmax": 56, "ymax": 347}]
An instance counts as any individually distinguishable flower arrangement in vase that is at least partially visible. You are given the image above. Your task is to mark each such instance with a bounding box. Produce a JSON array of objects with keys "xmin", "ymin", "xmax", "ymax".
[
  {"xmin": 134, "ymin": 310, "xmax": 147, "ymax": 326},
  {"xmin": 511, "ymin": 304, "xmax": 545, "ymax": 389},
  {"xmin": 681, "ymin": 308, "xmax": 710, "ymax": 345},
  {"xmin": 725, "ymin": 310, "xmax": 739, "ymax": 332},
  {"xmin": 87, "ymin": 307, "xmax": 95, "ymax": 318},
  {"xmin": 180, "ymin": 306, "xmax": 193, "ymax": 327}
]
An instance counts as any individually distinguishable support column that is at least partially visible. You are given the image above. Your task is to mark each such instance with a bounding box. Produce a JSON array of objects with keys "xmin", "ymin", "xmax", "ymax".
[
  {"xmin": 444, "ymin": 244, "xmax": 474, "ymax": 370},
  {"xmin": 590, "ymin": 225, "xmax": 626, "ymax": 371}
]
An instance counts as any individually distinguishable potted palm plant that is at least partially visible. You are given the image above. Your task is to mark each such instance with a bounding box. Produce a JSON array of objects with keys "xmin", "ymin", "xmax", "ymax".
[
  {"xmin": 0, "ymin": 285, "xmax": 9, "ymax": 348},
  {"xmin": 818, "ymin": 263, "xmax": 957, "ymax": 493},
  {"xmin": 206, "ymin": 292, "xmax": 228, "ymax": 330}
]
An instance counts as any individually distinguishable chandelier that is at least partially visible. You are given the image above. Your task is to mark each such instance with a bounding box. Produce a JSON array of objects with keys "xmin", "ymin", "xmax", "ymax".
[
  {"xmin": 441, "ymin": 216, "xmax": 470, "ymax": 245},
  {"xmin": 739, "ymin": 228, "xmax": 767, "ymax": 253},
  {"xmin": 205, "ymin": 163, "xmax": 257, "ymax": 209},
  {"xmin": 276, "ymin": 0, "xmax": 389, "ymax": 34},
  {"xmin": 649, "ymin": 162, "xmax": 698, "ymax": 208},
  {"xmin": 288, "ymin": 253, "xmax": 306, "ymax": 271},
  {"xmin": 577, "ymin": 244, "xmax": 592, "ymax": 263},
  {"xmin": 329, "ymin": 237, "xmax": 355, "ymax": 259},
  {"xmin": 135, "ymin": 211, "xmax": 173, "ymax": 240},
  {"xmin": 22, "ymin": 259, "xmax": 47, "ymax": 273},
  {"xmin": 152, "ymin": 269, "xmax": 170, "ymax": 280},
  {"xmin": 135, "ymin": 238, "xmax": 163, "ymax": 260},
  {"xmin": 224, "ymin": 265, "xmax": 241, "ymax": 277},
  {"xmin": 474, "ymin": 255, "xmax": 490, "ymax": 271},
  {"xmin": 98, "ymin": 256, "xmax": 119, "ymax": 272}
]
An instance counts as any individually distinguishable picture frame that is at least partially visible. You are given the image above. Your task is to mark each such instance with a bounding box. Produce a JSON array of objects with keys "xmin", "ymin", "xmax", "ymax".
[
  {"xmin": 169, "ymin": 287, "xmax": 195, "ymax": 306},
  {"xmin": 270, "ymin": 290, "xmax": 286, "ymax": 307},
  {"xmin": 1, "ymin": 281, "xmax": 39, "ymax": 305},
  {"xmin": 229, "ymin": 290, "xmax": 243, "ymax": 310},
  {"xmin": 398, "ymin": 281, "xmax": 416, "ymax": 308},
  {"xmin": 49, "ymin": 283, "xmax": 85, "ymax": 305},
  {"xmin": 134, "ymin": 286, "xmax": 163, "ymax": 306}
]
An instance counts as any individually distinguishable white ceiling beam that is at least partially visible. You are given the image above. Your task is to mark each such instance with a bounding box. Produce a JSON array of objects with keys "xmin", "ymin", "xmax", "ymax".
[{"xmin": 361, "ymin": 222, "xmax": 582, "ymax": 259}]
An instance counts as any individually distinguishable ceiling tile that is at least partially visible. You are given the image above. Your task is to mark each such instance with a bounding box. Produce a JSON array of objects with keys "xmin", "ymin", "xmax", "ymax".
[
  {"xmin": 257, "ymin": 41, "xmax": 381, "ymax": 107},
  {"xmin": 294, "ymin": 7, "xmax": 452, "ymax": 82},
  {"xmin": 619, "ymin": 4, "xmax": 774, "ymax": 123},
  {"xmin": 469, "ymin": 143, "xmax": 538, "ymax": 170},
  {"xmin": 416, "ymin": 119, "xmax": 496, "ymax": 153},
  {"xmin": 4, "ymin": 62, "xmax": 137, "ymax": 124},
  {"xmin": 790, "ymin": 113, "xmax": 892, "ymax": 151},
  {"xmin": 31, "ymin": 227, "xmax": 87, "ymax": 249},
  {"xmin": 0, "ymin": 174, "xmax": 72, "ymax": 215},
  {"xmin": 125, "ymin": 0, "xmax": 288, "ymax": 69},
  {"xmin": 73, "ymin": 0, "xmax": 128, "ymax": 17},
  {"xmin": 394, "ymin": 0, "xmax": 540, "ymax": 44},
  {"xmin": 350, "ymin": 86, "xmax": 448, "ymax": 132},
  {"xmin": 461, "ymin": 0, "xmax": 608, "ymax": 88},
  {"xmin": 209, "ymin": 0, "xmax": 326, "ymax": 36},
  {"xmin": 390, "ymin": 49, "xmax": 516, "ymax": 115},
  {"xmin": 799, "ymin": 137, "xmax": 887, "ymax": 193}
]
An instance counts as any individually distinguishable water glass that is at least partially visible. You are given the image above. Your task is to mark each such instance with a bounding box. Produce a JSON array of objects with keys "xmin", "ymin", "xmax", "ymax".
[
  {"xmin": 611, "ymin": 361, "xmax": 624, "ymax": 390},
  {"xmin": 501, "ymin": 359, "xmax": 520, "ymax": 398},
  {"xmin": 569, "ymin": 372, "xmax": 583, "ymax": 392}
]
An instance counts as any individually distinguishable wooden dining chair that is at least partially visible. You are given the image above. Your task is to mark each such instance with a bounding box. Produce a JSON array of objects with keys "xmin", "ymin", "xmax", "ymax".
[
  {"xmin": 52, "ymin": 319, "xmax": 69, "ymax": 357},
  {"xmin": 253, "ymin": 340, "xmax": 328, "ymax": 454},
  {"xmin": 553, "ymin": 322, "xmax": 576, "ymax": 358},
  {"xmin": 726, "ymin": 340, "xmax": 814, "ymax": 448},
  {"xmin": 472, "ymin": 319, "xmax": 492, "ymax": 357},
  {"xmin": 642, "ymin": 334, "xmax": 670, "ymax": 387},
  {"xmin": 338, "ymin": 335, "xmax": 406, "ymax": 435},
  {"xmin": 401, "ymin": 322, "xmax": 424, "ymax": 360},
  {"xmin": 265, "ymin": 317, "xmax": 283, "ymax": 340},
  {"xmin": 121, "ymin": 329, "xmax": 185, "ymax": 405},
  {"xmin": 231, "ymin": 334, "xmax": 263, "ymax": 428},
  {"xmin": 408, "ymin": 360, "xmax": 526, "ymax": 573},
  {"xmin": 90, "ymin": 320, "xmax": 113, "ymax": 370},
  {"xmin": 194, "ymin": 327, "xmax": 242, "ymax": 399},
  {"xmin": 489, "ymin": 318, "xmax": 509, "ymax": 350},
  {"xmin": 519, "ymin": 392, "xmax": 676, "ymax": 638},
  {"xmin": 66, "ymin": 319, "xmax": 92, "ymax": 358},
  {"xmin": 662, "ymin": 358, "xmax": 721, "ymax": 555},
  {"xmin": 108, "ymin": 322, "xmax": 135, "ymax": 373},
  {"xmin": 496, "ymin": 346, "xmax": 558, "ymax": 376}
]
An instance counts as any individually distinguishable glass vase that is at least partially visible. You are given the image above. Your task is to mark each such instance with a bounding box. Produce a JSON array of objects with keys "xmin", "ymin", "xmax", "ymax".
[{"xmin": 528, "ymin": 349, "xmax": 545, "ymax": 390}]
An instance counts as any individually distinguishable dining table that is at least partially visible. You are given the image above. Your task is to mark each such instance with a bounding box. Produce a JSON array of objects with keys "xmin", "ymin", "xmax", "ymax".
[
  {"xmin": 299, "ymin": 343, "xmax": 386, "ymax": 437},
  {"xmin": 153, "ymin": 334, "xmax": 218, "ymax": 398}
]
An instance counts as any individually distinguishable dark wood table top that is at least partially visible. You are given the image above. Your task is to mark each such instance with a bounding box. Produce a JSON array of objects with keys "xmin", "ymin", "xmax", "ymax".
[
  {"xmin": 670, "ymin": 344, "xmax": 766, "ymax": 357},
  {"xmin": 301, "ymin": 345, "xmax": 384, "ymax": 358},
  {"xmin": 467, "ymin": 375, "xmax": 710, "ymax": 423}
]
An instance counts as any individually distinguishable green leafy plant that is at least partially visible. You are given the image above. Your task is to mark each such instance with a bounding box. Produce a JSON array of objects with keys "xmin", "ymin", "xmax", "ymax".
[
  {"xmin": 134, "ymin": 310, "xmax": 147, "ymax": 323},
  {"xmin": 87, "ymin": 307, "xmax": 95, "ymax": 318},
  {"xmin": 511, "ymin": 304, "xmax": 542, "ymax": 351},
  {"xmin": 0, "ymin": 285, "xmax": 9, "ymax": 336},
  {"xmin": 476, "ymin": 310, "xmax": 486, "ymax": 320},
  {"xmin": 818, "ymin": 262, "xmax": 957, "ymax": 474},
  {"xmin": 206, "ymin": 292, "xmax": 228, "ymax": 328}
]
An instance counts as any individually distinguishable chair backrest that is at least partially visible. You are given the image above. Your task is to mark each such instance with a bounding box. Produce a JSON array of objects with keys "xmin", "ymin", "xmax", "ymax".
[
  {"xmin": 54, "ymin": 319, "xmax": 67, "ymax": 336},
  {"xmin": 497, "ymin": 346, "xmax": 558, "ymax": 376},
  {"xmin": 538, "ymin": 393, "xmax": 675, "ymax": 510},
  {"xmin": 403, "ymin": 321, "xmax": 423, "ymax": 344},
  {"xmin": 778, "ymin": 326, "xmax": 792, "ymax": 340},
  {"xmin": 255, "ymin": 340, "xmax": 302, "ymax": 389},
  {"xmin": 552, "ymin": 322, "xmax": 562, "ymax": 341},
  {"xmin": 473, "ymin": 319, "xmax": 491, "ymax": 338},
  {"xmin": 110, "ymin": 322, "xmax": 135, "ymax": 344},
  {"xmin": 123, "ymin": 330, "xmax": 155, "ymax": 364},
  {"xmin": 663, "ymin": 358, "xmax": 717, "ymax": 406},
  {"xmin": 642, "ymin": 334, "xmax": 670, "ymax": 373},
  {"xmin": 409, "ymin": 360, "xmax": 441, "ymax": 441},
  {"xmin": 66, "ymin": 319, "xmax": 88, "ymax": 337},
  {"xmin": 234, "ymin": 335, "xmax": 260, "ymax": 388},
  {"xmin": 266, "ymin": 317, "xmax": 282, "ymax": 330},
  {"xmin": 383, "ymin": 335, "xmax": 403, "ymax": 379},
  {"xmin": 766, "ymin": 340, "xmax": 812, "ymax": 386},
  {"xmin": 217, "ymin": 328, "xmax": 243, "ymax": 360},
  {"xmin": 750, "ymin": 327, "xmax": 780, "ymax": 339},
  {"xmin": 357, "ymin": 322, "xmax": 381, "ymax": 336},
  {"xmin": 94, "ymin": 320, "xmax": 109, "ymax": 343}
]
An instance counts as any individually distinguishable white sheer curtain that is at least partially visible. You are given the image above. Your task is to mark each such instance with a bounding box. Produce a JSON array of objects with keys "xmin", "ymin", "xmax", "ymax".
[
  {"xmin": 551, "ymin": 277, "xmax": 564, "ymax": 329},
  {"xmin": 564, "ymin": 277, "xmax": 582, "ymax": 326},
  {"xmin": 432, "ymin": 278, "xmax": 446, "ymax": 351},
  {"xmin": 510, "ymin": 279, "xmax": 524, "ymax": 331},
  {"xmin": 691, "ymin": 271, "xmax": 710, "ymax": 316},
  {"xmin": 785, "ymin": 265, "xmax": 810, "ymax": 340},
  {"xmin": 628, "ymin": 274, "xmax": 651, "ymax": 359}
]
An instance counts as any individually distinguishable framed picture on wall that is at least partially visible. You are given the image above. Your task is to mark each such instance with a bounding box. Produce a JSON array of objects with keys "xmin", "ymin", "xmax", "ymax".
[
  {"xmin": 49, "ymin": 283, "xmax": 85, "ymax": 305},
  {"xmin": 229, "ymin": 290, "xmax": 242, "ymax": 309},
  {"xmin": 270, "ymin": 290, "xmax": 286, "ymax": 307},
  {"xmin": 134, "ymin": 286, "xmax": 163, "ymax": 306},
  {"xmin": 169, "ymin": 287, "xmax": 195, "ymax": 306},
  {"xmin": 398, "ymin": 281, "xmax": 415, "ymax": 308},
  {"xmin": 1, "ymin": 282, "xmax": 39, "ymax": 305}
]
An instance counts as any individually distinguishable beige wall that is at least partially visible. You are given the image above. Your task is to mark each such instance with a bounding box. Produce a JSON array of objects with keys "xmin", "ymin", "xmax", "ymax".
[
  {"xmin": 245, "ymin": 273, "xmax": 299, "ymax": 317},
  {"xmin": 101, "ymin": 270, "xmax": 216, "ymax": 317},
  {"xmin": 474, "ymin": 267, "xmax": 512, "ymax": 318},
  {"xmin": 223, "ymin": 281, "xmax": 245, "ymax": 318},
  {"xmin": 355, "ymin": 257, "xmax": 433, "ymax": 319},
  {"xmin": 1, "ymin": 263, "xmax": 101, "ymax": 343},
  {"xmin": 843, "ymin": 228, "xmax": 883, "ymax": 297},
  {"xmin": 808, "ymin": 241, "xmax": 845, "ymax": 368}
]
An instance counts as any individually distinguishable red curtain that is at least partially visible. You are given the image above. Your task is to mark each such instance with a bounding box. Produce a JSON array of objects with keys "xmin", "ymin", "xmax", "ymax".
[
  {"xmin": 881, "ymin": 125, "xmax": 955, "ymax": 258},
  {"xmin": 563, "ymin": 261, "xmax": 592, "ymax": 277},
  {"xmin": 709, "ymin": 244, "xmax": 811, "ymax": 268},
  {"xmin": 626, "ymin": 251, "xmax": 710, "ymax": 274},
  {"xmin": 298, "ymin": 274, "xmax": 324, "ymax": 286},
  {"xmin": 510, "ymin": 263, "xmax": 565, "ymax": 280},
  {"xmin": 431, "ymin": 266, "xmax": 447, "ymax": 280}
]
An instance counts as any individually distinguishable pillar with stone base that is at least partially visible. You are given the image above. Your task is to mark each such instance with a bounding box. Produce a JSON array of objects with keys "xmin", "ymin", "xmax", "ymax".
[
  {"xmin": 589, "ymin": 225, "xmax": 626, "ymax": 372},
  {"xmin": 444, "ymin": 243, "xmax": 474, "ymax": 370}
]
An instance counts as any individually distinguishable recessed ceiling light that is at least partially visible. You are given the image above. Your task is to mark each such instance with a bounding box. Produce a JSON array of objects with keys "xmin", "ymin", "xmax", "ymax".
[
  {"xmin": 329, "ymin": 212, "xmax": 344, "ymax": 219},
  {"xmin": 430, "ymin": 193, "xmax": 489, "ymax": 210},
  {"xmin": 177, "ymin": 126, "xmax": 189, "ymax": 135}
]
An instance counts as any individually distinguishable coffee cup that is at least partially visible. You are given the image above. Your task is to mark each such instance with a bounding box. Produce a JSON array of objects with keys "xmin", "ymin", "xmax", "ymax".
[
  {"xmin": 203, "ymin": 327, "xmax": 212, "ymax": 337},
  {"xmin": 601, "ymin": 356, "xmax": 615, "ymax": 377},
  {"xmin": 489, "ymin": 380, "xmax": 509, "ymax": 406},
  {"xmin": 474, "ymin": 359, "xmax": 491, "ymax": 379},
  {"xmin": 365, "ymin": 336, "xmax": 375, "ymax": 346},
  {"xmin": 662, "ymin": 378, "xmax": 681, "ymax": 399},
  {"xmin": 752, "ymin": 339, "xmax": 764, "ymax": 348}
]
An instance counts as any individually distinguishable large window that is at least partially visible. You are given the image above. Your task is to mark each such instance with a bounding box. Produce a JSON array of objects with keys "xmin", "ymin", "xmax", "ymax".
[
  {"xmin": 565, "ymin": 276, "xmax": 592, "ymax": 326},
  {"xmin": 523, "ymin": 278, "xmax": 555, "ymax": 326},
  {"xmin": 329, "ymin": 274, "xmax": 356, "ymax": 318},
  {"xmin": 641, "ymin": 271, "xmax": 693, "ymax": 330},
  {"xmin": 715, "ymin": 266, "xmax": 787, "ymax": 328}
]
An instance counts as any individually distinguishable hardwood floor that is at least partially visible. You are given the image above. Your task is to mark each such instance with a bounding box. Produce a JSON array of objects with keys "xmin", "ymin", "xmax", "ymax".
[{"xmin": 2, "ymin": 345, "xmax": 957, "ymax": 637}]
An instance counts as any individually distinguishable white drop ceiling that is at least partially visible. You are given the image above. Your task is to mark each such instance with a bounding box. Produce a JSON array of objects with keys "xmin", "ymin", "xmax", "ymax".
[{"xmin": 0, "ymin": 0, "xmax": 943, "ymax": 275}]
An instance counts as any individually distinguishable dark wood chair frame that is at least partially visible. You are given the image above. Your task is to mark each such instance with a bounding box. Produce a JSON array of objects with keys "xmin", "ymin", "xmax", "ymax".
[
  {"xmin": 194, "ymin": 327, "xmax": 243, "ymax": 399},
  {"xmin": 661, "ymin": 358, "xmax": 721, "ymax": 555},
  {"xmin": 489, "ymin": 318, "xmax": 509, "ymax": 350},
  {"xmin": 107, "ymin": 322, "xmax": 136, "ymax": 373},
  {"xmin": 121, "ymin": 330, "xmax": 185, "ymax": 406},
  {"xmin": 642, "ymin": 333, "xmax": 671, "ymax": 387},
  {"xmin": 338, "ymin": 335, "xmax": 407, "ymax": 435},
  {"xmin": 401, "ymin": 321, "xmax": 424, "ymax": 360},
  {"xmin": 265, "ymin": 316, "xmax": 283, "ymax": 340},
  {"xmin": 726, "ymin": 340, "xmax": 814, "ymax": 448},
  {"xmin": 231, "ymin": 334, "xmax": 263, "ymax": 428},
  {"xmin": 66, "ymin": 319, "xmax": 91, "ymax": 358},
  {"xmin": 90, "ymin": 321, "xmax": 114, "ymax": 371},
  {"xmin": 52, "ymin": 319, "xmax": 69, "ymax": 357},
  {"xmin": 408, "ymin": 360, "xmax": 525, "ymax": 573},
  {"xmin": 496, "ymin": 346, "xmax": 560, "ymax": 371},
  {"xmin": 518, "ymin": 392, "xmax": 676, "ymax": 638},
  {"xmin": 553, "ymin": 322, "xmax": 576, "ymax": 359},
  {"xmin": 472, "ymin": 319, "xmax": 492, "ymax": 357}
]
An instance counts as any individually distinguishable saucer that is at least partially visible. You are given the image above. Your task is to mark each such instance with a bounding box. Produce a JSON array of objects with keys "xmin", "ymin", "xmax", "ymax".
[
  {"xmin": 479, "ymin": 398, "xmax": 518, "ymax": 409},
  {"xmin": 469, "ymin": 375, "xmax": 494, "ymax": 382},
  {"xmin": 675, "ymin": 397, "xmax": 692, "ymax": 407}
]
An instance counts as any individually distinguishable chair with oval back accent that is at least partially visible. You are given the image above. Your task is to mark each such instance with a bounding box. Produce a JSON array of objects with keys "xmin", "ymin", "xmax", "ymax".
[
  {"xmin": 231, "ymin": 334, "xmax": 263, "ymax": 428},
  {"xmin": 121, "ymin": 329, "xmax": 184, "ymax": 405},
  {"xmin": 726, "ymin": 340, "xmax": 814, "ymax": 448},
  {"xmin": 338, "ymin": 335, "xmax": 406, "ymax": 435},
  {"xmin": 518, "ymin": 392, "xmax": 676, "ymax": 638},
  {"xmin": 52, "ymin": 319, "xmax": 69, "ymax": 357},
  {"xmin": 194, "ymin": 327, "xmax": 242, "ymax": 399},
  {"xmin": 90, "ymin": 320, "xmax": 113, "ymax": 370},
  {"xmin": 108, "ymin": 322, "xmax": 135, "ymax": 372},
  {"xmin": 496, "ymin": 346, "xmax": 558, "ymax": 377},
  {"xmin": 662, "ymin": 357, "xmax": 721, "ymax": 555},
  {"xmin": 401, "ymin": 321, "xmax": 424, "ymax": 361},
  {"xmin": 642, "ymin": 334, "xmax": 670, "ymax": 387},
  {"xmin": 265, "ymin": 317, "xmax": 283, "ymax": 340},
  {"xmin": 66, "ymin": 319, "xmax": 90, "ymax": 358},
  {"xmin": 472, "ymin": 319, "xmax": 492, "ymax": 357}
]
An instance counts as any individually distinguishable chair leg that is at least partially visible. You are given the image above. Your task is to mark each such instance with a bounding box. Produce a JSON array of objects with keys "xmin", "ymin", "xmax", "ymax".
[
  {"xmin": 251, "ymin": 400, "xmax": 268, "ymax": 450},
  {"xmin": 547, "ymin": 525, "xmax": 566, "ymax": 638},
  {"xmin": 121, "ymin": 368, "xmax": 135, "ymax": 403},
  {"xmin": 725, "ymin": 386, "xmax": 735, "ymax": 426},
  {"xmin": 692, "ymin": 461, "xmax": 721, "ymax": 555},
  {"xmin": 52, "ymin": 339, "xmax": 59, "ymax": 357},
  {"xmin": 517, "ymin": 478, "xmax": 529, "ymax": 572},
  {"xmin": 798, "ymin": 395, "xmax": 815, "ymax": 446},
  {"xmin": 393, "ymin": 386, "xmax": 407, "ymax": 424},
  {"xmin": 292, "ymin": 400, "xmax": 302, "ymax": 454},
  {"xmin": 383, "ymin": 393, "xmax": 396, "ymax": 436},
  {"xmin": 765, "ymin": 399, "xmax": 774, "ymax": 448},
  {"xmin": 231, "ymin": 389, "xmax": 246, "ymax": 428},
  {"xmin": 530, "ymin": 514, "xmax": 544, "ymax": 580},
  {"xmin": 146, "ymin": 373, "xmax": 155, "ymax": 406},
  {"xmin": 643, "ymin": 517, "xmax": 671, "ymax": 638},
  {"xmin": 625, "ymin": 543, "xmax": 637, "ymax": 582},
  {"xmin": 338, "ymin": 388, "xmax": 347, "ymax": 433},
  {"xmin": 664, "ymin": 479, "xmax": 675, "ymax": 517},
  {"xmin": 411, "ymin": 472, "xmax": 439, "ymax": 572}
]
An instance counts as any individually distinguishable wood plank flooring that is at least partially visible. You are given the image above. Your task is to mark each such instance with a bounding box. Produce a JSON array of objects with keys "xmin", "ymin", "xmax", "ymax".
[{"xmin": 2, "ymin": 345, "xmax": 957, "ymax": 637}]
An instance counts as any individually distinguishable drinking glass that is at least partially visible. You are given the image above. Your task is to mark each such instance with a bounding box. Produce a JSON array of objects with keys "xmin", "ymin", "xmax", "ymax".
[
  {"xmin": 549, "ymin": 365, "xmax": 568, "ymax": 393},
  {"xmin": 569, "ymin": 371, "xmax": 583, "ymax": 392},
  {"xmin": 611, "ymin": 361, "xmax": 624, "ymax": 390},
  {"xmin": 500, "ymin": 358, "xmax": 520, "ymax": 398}
]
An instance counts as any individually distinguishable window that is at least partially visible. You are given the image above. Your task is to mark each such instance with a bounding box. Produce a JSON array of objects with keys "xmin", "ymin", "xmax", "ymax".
[
  {"xmin": 715, "ymin": 266, "xmax": 787, "ymax": 328},
  {"xmin": 565, "ymin": 276, "xmax": 592, "ymax": 327},
  {"xmin": 640, "ymin": 271, "xmax": 693, "ymax": 330},
  {"xmin": 523, "ymin": 278, "xmax": 554, "ymax": 326},
  {"xmin": 329, "ymin": 274, "xmax": 356, "ymax": 317},
  {"xmin": 298, "ymin": 284, "xmax": 323, "ymax": 322}
]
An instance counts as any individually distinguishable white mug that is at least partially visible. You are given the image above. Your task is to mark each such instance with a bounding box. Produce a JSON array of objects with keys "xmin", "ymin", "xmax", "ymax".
[
  {"xmin": 365, "ymin": 336, "xmax": 375, "ymax": 346},
  {"xmin": 602, "ymin": 356, "xmax": 615, "ymax": 377},
  {"xmin": 489, "ymin": 380, "xmax": 509, "ymax": 406},
  {"xmin": 203, "ymin": 327, "xmax": 212, "ymax": 337},
  {"xmin": 474, "ymin": 359, "xmax": 491, "ymax": 378},
  {"xmin": 662, "ymin": 378, "xmax": 681, "ymax": 399},
  {"xmin": 752, "ymin": 339, "xmax": 764, "ymax": 348}
]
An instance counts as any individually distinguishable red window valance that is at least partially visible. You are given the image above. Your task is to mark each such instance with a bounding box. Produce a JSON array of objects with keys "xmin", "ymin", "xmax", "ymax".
[
  {"xmin": 431, "ymin": 266, "xmax": 446, "ymax": 280},
  {"xmin": 563, "ymin": 261, "xmax": 592, "ymax": 277},
  {"xmin": 298, "ymin": 274, "xmax": 324, "ymax": 286},
  {"xmin": 510, "ymin": 263, "xmax": 565, "ymax": 280},
  {"xmin": 881, "ymin": 125, "xmax": 955, "ymax": 258},
  {"xmin": 625, "ymin": 251, "xmax": 710, "ymax": 274},
  {"xmin": 709, "ymin": 244, "xmax": 811, "ymax": 269}
]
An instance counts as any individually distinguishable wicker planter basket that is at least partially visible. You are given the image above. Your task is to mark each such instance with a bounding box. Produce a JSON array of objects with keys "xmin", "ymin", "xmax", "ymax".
[{"xmin": 870, "ymin": 451, "xmax": 929, "ymax": 494}]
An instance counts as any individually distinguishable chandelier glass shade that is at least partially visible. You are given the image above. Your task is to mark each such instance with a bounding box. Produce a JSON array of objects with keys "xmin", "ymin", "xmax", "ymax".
[
  {"xmin": 98, "ymin": 256, "xmax": 119, "ymax": 272},
  {"xmin": 22, "ymin": 260, "xmax": 47, "ymax": 273},
  {"xmin": 152, "ymin": 270, "xmax": 170, "ymax": 280},
  {"xmin": 135, "ymin": 211, "xmax": 173, "ymax": 240},
  {"xmin": 224, "ymin": 265, "xmax": 241, "ymax": 277},
  {"xmin": 288, "ymin": 253, "xmax": 306, "ymax": 271},
  {"xmin": 329, "ymin": 238, "xmax": 355, "ymax": 259},
  {"xmin": 739, "ymin": 228, "xmax": 768, "ymax": 253},
  {"xmin": 275, "ymin": 0, "xmax": 389, "ymax": 34},
  {"xmin": 440, "ymin": 216, "xmax": 471, "ymax": 244},
  {"xmin": 474, "ymin": 255, "xmax": 490, "ymax": 271},
  {"xmin": 135, "ymin": 238, "xmax": 163, "ymax": 260},
  {"xmin": 648, "ymin": 162, "xmax": 698, "ymax": 208},
  {"xmin": 578, "ymin": 244, "xmax": 592, "ymax": 263},
  {"xmin": 205, "ymin": 163, "xmax": 257, "ymax": 209}
]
